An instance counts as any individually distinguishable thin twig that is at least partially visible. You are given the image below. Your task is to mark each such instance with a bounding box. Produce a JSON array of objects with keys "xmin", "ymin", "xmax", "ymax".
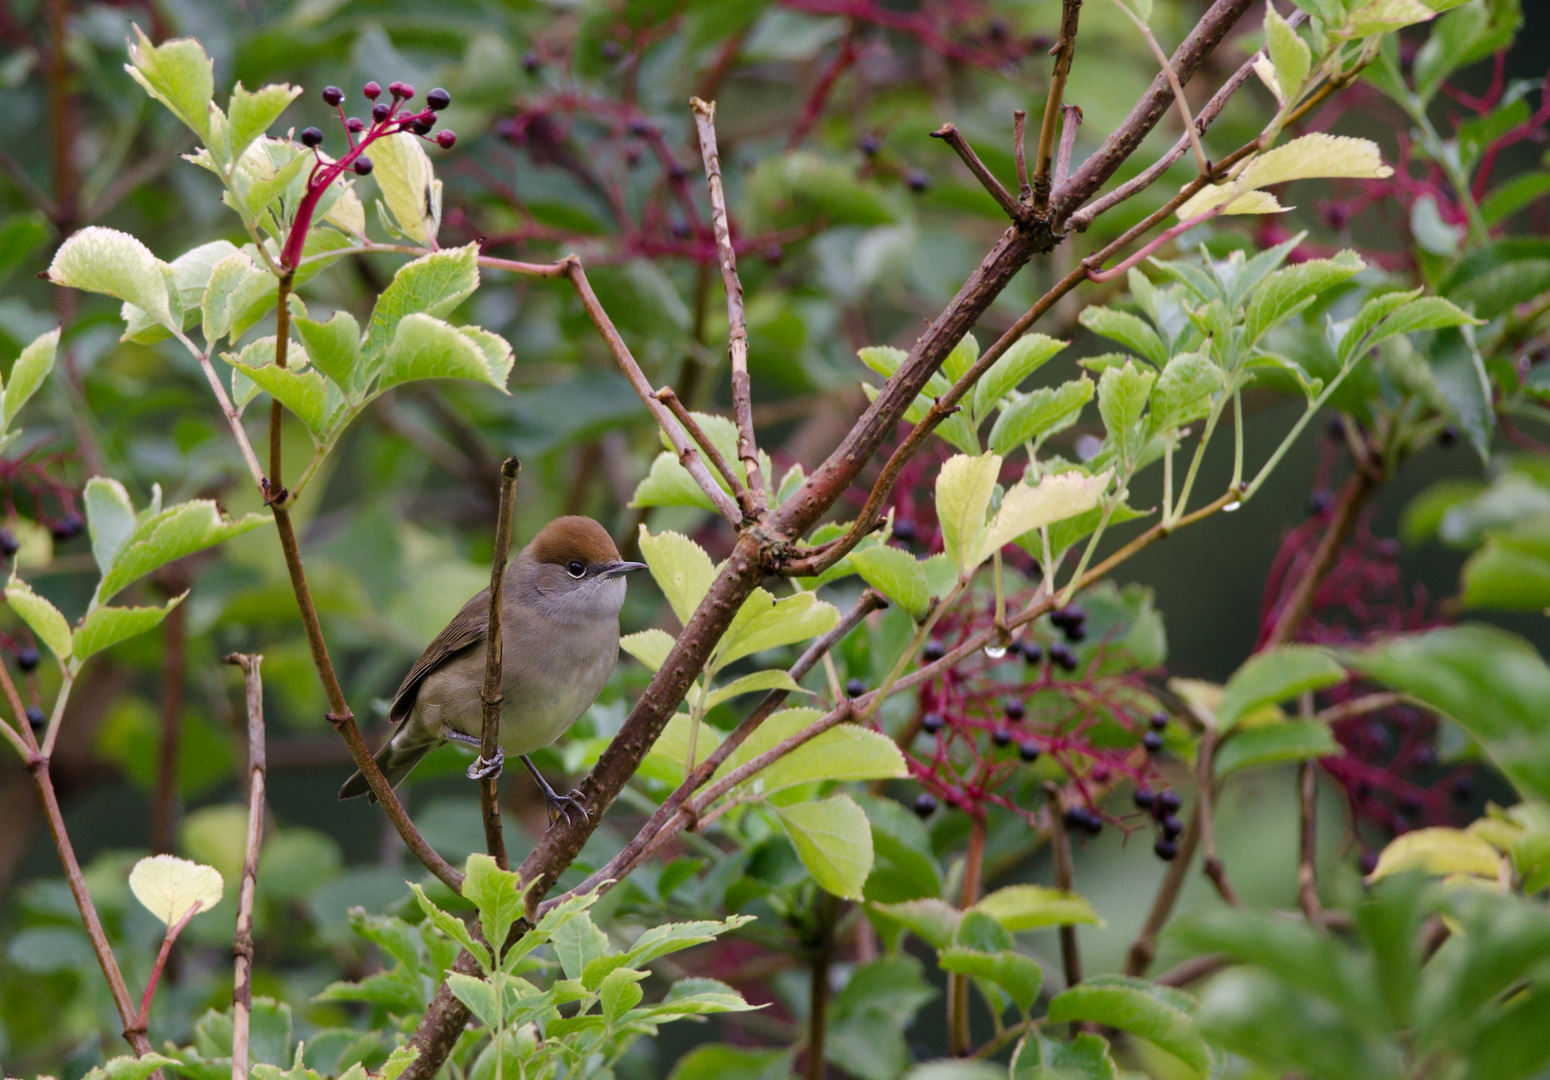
[
  {"xmin": 692, "ymin": 98, "xmax": 767, "ymax": 510},
  {"xmin": 562, "ymin": 257, "xmax": 743, "ymax": 525},
  {"xmin": 1125, "ymin": 802, "xmax": 1201, "ymax": 976},
  {"xmin": 1031, "ymin": 0, "xmax": 1084, "ymax": 212},
  {"xmin": 1013, "ymin": 110, "xmax": 1031, "ymax": 200},
  {"xmin": 931, "ymin": 124, "xmax": 1025, "ymax": 220},
  {"xmin": 949, "ymin": 815, "xmax": 987, "ymax": 1054},
  {"xmin": 655, "ymin": 388, "xmax": 753, "ymax": 514},
  {"xmin": 1120, "ymin": 9, "xmax": 1210, "ymax": 173},
  {"xmin": 1196, "ymin": 731, "xmax": 1239, "ymax": 906},
  {"xmin": 1045, "ymin": 785, "xmax": 1083, "ymax": 991},
  {"xmin": 1314, "ymin": 692, "xmax": 1406, "ymax": 725},
  {"xmin": 478, "ymin": 459, "xmax": 522, "ymax": 869},
  {"xmin": 225, "ymin": 653, "xmax": 266, "ymax": 1080},
  {"xmin": 1154, "ymin": 953, "xmax": 1228, "ymax": 987},
  {"xmin": 1296, "ymin": 689, "xmax": 1324, "ymax": 927},
  {"xmin": 1054, "ymin": 105, "xmax": 1083, "ymax": 191}
]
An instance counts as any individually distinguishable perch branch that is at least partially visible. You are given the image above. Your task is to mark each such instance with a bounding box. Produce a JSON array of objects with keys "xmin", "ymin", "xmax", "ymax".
[
  {"xmin": 226, "ymin": 653, "xmax": 266, "ymax": 1080},
  {"xmin": 655, "ymin": 387, "xmax": 754, "ymax": 515},
  {"xmin": 478, "ymin": 459, "xmax": 523, "ymax": 869}
]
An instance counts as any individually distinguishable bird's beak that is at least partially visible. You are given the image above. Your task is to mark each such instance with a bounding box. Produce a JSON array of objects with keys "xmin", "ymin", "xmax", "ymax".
[{"xmin": 602, "ymin": 560, "xmax": 648, "ymax": 579}]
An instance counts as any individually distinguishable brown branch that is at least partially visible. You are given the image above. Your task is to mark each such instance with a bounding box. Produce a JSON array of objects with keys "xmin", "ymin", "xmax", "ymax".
[
  {"xmin": 1297, "ymin": 758, "xmax": 1323, "ymax": 926},
  {"xmin": 1045, "ymin": 785, "xmax": 1083, "ymax": 991},
  {"xmin": 949, "ymin": 815, "xmax": 987, "ymax": 1055},
  {"xmin": 1031, "ymin": 0, "xmax": 1083, "ymax": 213},
  {"xmin": 931, "ymin": 124, "xmax": 1026, "ymax": 221},
  {"xmin": 1054, "ymin": 105, "xmax": 1083, "ymax": 192},
  {"xmin": 225, "ymin": 653, "xmax": 265, "ymax": 1080},
  {"xmin": 478, "ymin": 459, "xmax": 522, "ymax": 870},
  {"xmin": 655, "ymin": 388, "xmax": 754, "ymax": 515},
  {"xmin": 563, "ymin": 256, "xmax": 744, "ymax": 525},
  {"xmin": 806, "ymin": 894, "xmax": 839, "ymax": 1080},
  {"xmin": 1013, "ymin": 110, "xmax": 1031, "ymax": 200},
  {"xmin": 1314, "ymin": 692, "xmax": 1406, "ymax": 725},
  {"xmin": 1196, "ymin": 731, "xmax": 1239, "ymax": 906},
  {"xmin": 692, "ymin": 98, "xmax": 767, "ymax": 510},
  {"xmin": 1154, "ymin": 953, "xmax": 1228, "ymax": 987},
  {"xmin": 1125, "ymin": 801, "xmax": 1202, "ymax": 976}
]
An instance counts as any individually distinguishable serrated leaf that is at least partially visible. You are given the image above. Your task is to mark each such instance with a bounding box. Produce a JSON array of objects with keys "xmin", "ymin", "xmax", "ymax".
[
  {"xmin": 731, "ymin": 708, "xmax": 907, "ymax": 793},
  {"xmin": 410, "ymin": 882, "xmax": 490, "ymax": 970},
  {"xmin": 5, "ymin": 576, "xmax": 72, "ymax": 662},
  {"xmin": 1150, "ymin": 350, "xmax": 1223, "ymax": 432},
  {"xmin": 621, "ymin": 628, "xmax": 676, "ymax": 672},
  {"xmin": 1176, "ymin": 185, "xmax": 1287, "ymax": 219},
  {"xmin": 372, "ymin": 132, "xmax": 442, "ymax": 246},
  {"xmin": 703, "ymin": 669, "xmax": 807, "ymax": 710},
  {"xmin": 293, "ymin": 310, "xmax": 361, "ymax": 390},
  {"xmin": 1368, "ymin": 827, "xmax": 1502, "ymax": 881},
  {"xmin": 201, "ymin": 250, "xmax": 271, "ymax": 345},
  {"xmin": 551, "ymin": 911, "xmax": 609, "ymax": 980},
  {"xmin": 83, "ymin": 477, "xmax": 137, "ymax": 575},
  {"xmin": 1011, "ymin": 1033, "xmax": 1118, "ymax": 1080},
  {"xmin": 937, "ymin": 453, "xmax": 1000, "ymax": 574},
  {"xmin": 128, "ymin": 854, "xmax": 223, "ymax": 926},
  {"xmin": 228, "ymin": 359, "xmax": 332, "ymax": 438},
  {"xmin": 1098, "ymin": 361, "xmax": 1156, "ymax": 463},
  {"xmin": 943, "ymin": 333, "xmax": 980, "ymax": 382},
  {"xmin": 1244, "ymin": 252, "xmax": 1366, "ymax": 344},
  {"xmin": 989, "ymin": 378, "xmax": 1094, "ymax": 455},
  {"xmin": 848, "ymin": 546, "xmax": 931, "ymax": 621},
  {"xmin": 974, "ymin": 335, "xmax": 1068, "ymax": 417},
  {"xmin": 1216, "ymin": 646, "xmax": 1345, "ymax": 731},
  {"xmin": 228, "ymin": 82, "xmax": 301, "ymax": 161},
  {"xmin": 978, "ymin": 470, "xmax": 1111, "ymax": 564},
  {"xmin": 97, "ymin": 501, "xmax": 266, "ymax": 603},
  {"xmin": 447, "ymin": 972, "xmax": 501, "ymax": 1029},
  {"xmin": 375, "ymin": 314, "xmax": 512, "ymax": 394},
  {"xmin": 1240, "ymin": 134, "xmax": 1394, "ymax": 189},
  {"xmin": 83, "ymin": 1054, "xmax": 180, "ymax": 1080},
  {"xmin": 461, "ymin": 853, "xmax": 529, "ymax": 953},
  {"xmin": 1214, "ymin": 719, "xmax": 1341, "ymax": 776},
  {"xmin": 4, "ymin": 326, "xmax": 58, "ymax": 429},
  {"xmin": 1346, "ymin": 0, "xmax": 1437, "ymax": 34},
  {"xmin": 364, "ymin": 244, "xmax": 480, "ymax": 358},
  {"xmin": 638, "ymin": 528, "xmax": 716, "ymax": 626},
  {"xmin": 47, "ymin": 227, "xmax": 172, "ymax": 328},
  {"xmin": 975, "ymin": 884, "xmax": 1104, "ymax": 930},
  {"xmin": 125, "ymin": 26, "xmax": 214, "ymax": 139},
  {"xmin": 1266, "ymin": 8, "xmax": 1312, "ymax": 100},
  {"xmin": 1047, "ymin": 975, "xmax": 1210, "ymax": 1077},
  {"xmin": 74, "ymin": 596, "xmax": 184, "ymax": 661},
  {"xmin": 870, "ymin": 898, "xmax": 962, "ymax": 949},
  {"xmin": 1080, "ymin": 307, "xmax": 1168, "ymax": 366},
  {"xmin": 715, "ymin": 589, "xmax": 837, "ymax": 667},
  {"xmin": 938, "ymin": 947, "xmax": 1044, "ymax": 1011},
  {"xmin": 775, "ymin": 794, "xmax": 874, "ymax": 899}
]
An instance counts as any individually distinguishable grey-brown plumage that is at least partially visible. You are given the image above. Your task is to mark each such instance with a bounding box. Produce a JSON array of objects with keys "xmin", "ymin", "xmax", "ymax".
[{"xmin": 339, "ymin": 516, "xmax": 645, "ymax": 810}]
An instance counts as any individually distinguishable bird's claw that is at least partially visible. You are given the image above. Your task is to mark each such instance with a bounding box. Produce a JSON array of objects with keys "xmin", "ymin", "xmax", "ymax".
[
  {"xmin": 544, "ymin": 789, "xmax": 590, "ymax": 828},
  {"xmin": 466, "ymin": 746, "xmax": 505, "ymax": 781}
]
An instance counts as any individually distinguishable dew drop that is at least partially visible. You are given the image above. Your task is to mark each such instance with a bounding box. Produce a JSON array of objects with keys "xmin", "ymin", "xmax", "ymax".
[
  {"xmin": 983, "ymin": 644, "xmax": 1008, "ymax": 659},
  {"xmin": 1223, "ymin": 500, "xmax": 1242, "ymax": 512}
]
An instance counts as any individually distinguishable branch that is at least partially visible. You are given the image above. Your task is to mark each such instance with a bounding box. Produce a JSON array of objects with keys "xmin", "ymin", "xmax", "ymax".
[
  {"xmin": 225, "ymin": 653, "xmax": 266, "ymax": 1080},
  {"xmin": 949, "ymin": 816, "xmax": 987, "ymax": 1054},
  {"xmin": 692, "ymin": 98, "xmax": 767, "ymax": 510},
  {"xmin": 1125, "ymin": 801, "xmax": 1201, "ymax": 976},
  {"xmin": 1014, "ymin": 110, "xmax": 1031, "ymax": 200},
  {"xmin": 655, "ymin": 387, "xmax": 754, "ymax": 515},
  {"xmin": 1045, "ymin": 784, "xmax": 1083, "ymax": 990},
  {"xmin": 1195, "ymin": 730, "xmax": 1239, "ymax": 906},
  {"xmin": 1121, "ymin": 8, "xmax": 1210, "ymax": 175},
  {"xmin": 478, "ymin": 459, "xmax": 522, "ymax": 870},
  {"xmin": 1054, "ymin": 105, "xmax": 1083, "ymax": 191},
  {"xmin": 562, "ymin": 257, "xmax": 744, "ymax": 525},
  {"xmin": 1297, "ymin": 759, "xmax": 1323, "ymax": 926},
  {"xmin": 931, "ymin": 124, "xmax": 1026, "ymax": 221},
  {"xmin": 1031, "ymin": 0, "xmax": 1084, "ymax": 213}
]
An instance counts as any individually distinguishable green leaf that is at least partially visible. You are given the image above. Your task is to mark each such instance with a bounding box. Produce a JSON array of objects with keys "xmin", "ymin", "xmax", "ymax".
[
  {"xmin": 621, "ymin": 628, "xmax": 676, "ymax": 672},
  {"xmin": 989, "ymin": 378, "xmax": 1094, "ymax": 455},
  {"xmin": 1266, "ymin": 6, "xmax": 1312, "ymax": 101},
  {"xmin": 1097, "ymin": 361, "xmax": 1156, "ymax": 463},
  {"xmin": 228, "ymin": 83, "xmax": 301, "ymax": 162},
  {"xmin": 633, "ymin": 451, "xmax": 722, "ymax": 513},
  {"xmin": 1481, "ymin": 171, "xmax": 1550, "ymax": 225},
  {"xmin": 974, "ymin": 884, "xmax": 1103, "ymax": 930},
  {"xmin": 936, "ymin": 452, "xmax": 1000, "ymax": 574},
  {"xmin": 410, "ymin": 883, "xmax": 491, "ymax": 970},
  {"xmin": 550, "ymin": 911, "xmax": 609, "ymax": 980},
  {"xmin": 858, "ymin": 795, "xmax": 942, "ymax": 903},
  {"xmin": 979, "ymin": 471, "xmax": 1112, "ymax": 564},
  {"xmin": 83, "ymin": 477, "xmax": 138, "ymax": 576},
  {"xmin": 74, "ymin": 596, "xmax": 184, "ymax": 662},
  {"xmin": 200, "ymin": 250, "xmax": 272, "ymax": 346},
  {"xmin": 1216, "ymin": 646, "xmax": 1345, "ymax": 731},
  {"xmin": 228, "ymin": 359, "xmax": 332, "ymax": 439},
  {"xmin": 375, "ymin": 315, "xmax": 512, "ymax": 394},
  {"xmin": 746, "ymin": 152, "xmax": 895, "ymax": 231},
  {"xmin": 869, "ymin": 898, "xmax": 962, "ymax": 949},
  {"xmin": 97, "ymin": 501, "xmax": 266, "ymax": 604},
  {"xmin": 639, "ymin": 528, "xmax": 717, "ymax": 626},
  {"xmin": 703, "ymin": 669, "xmax": 807, "ymax": 710},
  {"xmin": 668, "ymin": 1045, "xmax": 791, "ymax": 1080},
  {"xmin": 461, "ymin": 853, "xmax": 529, "ymax": 953},
  {"xmin": 623, "ymin": 915, "xmax": 752, "ymax": 968},
  {"xmin": 715, "ymin": 589, "xmax": 838, "ymax": 667},
  {"xmin": 1461, "ymin": 526, "xmax": 1550, "ymax": 611},
  {"xmin": 1341, "ymin": 625, "xmax": 1550, "ymax": 801},
  {"xmin": 1368, "ymin": 826, "xmax": 1502, "ymax": 881},
  {"xmin": 1011, "ymin": 1033, "xmax": 1117, "ymax": 1080},
  {"xmin": 1047, "ymin": 975, "xmax": 1210, "ymax": 1077},
  {"xmin": 124, "ymin": 26, "xmax": 214, "ymax": 139},
  {"xmin": 826, "ymin": 956, "xmax": 936, "ymax": 1080},
  {"xmin": 5, "ymin": 576, "xmax": 72, "ymax": 663},
  {"xmin": 1243, "ymin": 252, "xmax": 1365, "ymax": 344},
  {"xmin": 447, "ymin": 972, "xmax": 501, "ymax": 1029},
  {"xmin": 775, "ymin": 794, "xmax": 874, "ymax": 899},
  {"xmin": 848, "ymin": 546, "xmax": 931, "ymax": 621},
  {"xmin": 292, "ymin": 311, "xmax": 361, "ymax": 390},
  {"xmin": 364, "ymin": 244, "xmax": 480, "ymax": 358},
  {"xmin": 942, "ymin": 333, "xmax": 980, "ymax": 382},
  {"xmin": 47, "ymin": 227, "xmax": 172, "ymax": 329},
  {"xmin": 1149, "ymin": 351, "xmax": 1223, "ymax": 434},
  {"xmin": 371, "ymin": 132, "xmax": 442, "ymax": 246},
  {"xmin": 1079, "ymin": 307, "xmax": 1168, "ymax": 366},
  {"xmin": 1346, "ymin": 0, "xmax": 1437, "ymax": 34},
  {"xmin": 727, "ymin": 708, "xmax": 906, "ymax": 793},
  {"xmin": 3, "ymin": 326, "xmax": 58, "ymax": 430},
  {"xmin": 599, "ymin": 967, "xmax": 646, "ymax": 1021},
  {"xmin": 1214, "ymin": 719, "xmax": 1341, "ymax": 776},
  {"xmin": 974, "ymin": 335, "xmax": 1067, "ymax": 417},
  {"xmin": 938, "ymin": 947, "xmax": 1044, "ymax": 1011},
  {"xmin": 82, "ymin": 1054, "xmax": 180, "ymax": 1080}
]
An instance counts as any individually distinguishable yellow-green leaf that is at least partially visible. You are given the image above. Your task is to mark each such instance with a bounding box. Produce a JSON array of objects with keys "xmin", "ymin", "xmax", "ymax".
[
  {"xmin": 5, "ymin": 576, "xmax": 72, "ymax": 663},
  {"xmin": 74, "ymin": 595, "xmax": 185, "ymax": 662},
  {"xmin": 124, "ymin": 26, "xmax": 214, "ymax": 140},
  {"xmin": 978, "ymin": 470, "xmax": 1112, "ymax": 564},
  {"xmin": 937, "ymin": 453, "xmax": 1001, "ymax": 574},
  {"xmin": 730, "ymin": 708, "xmax": 907, "ymax": 793},
  {"xmin": 47, "ymin": 227, "xmax": 172, "ymax": 328},
  {"xmin": 975, "ymin": 884, "xmax": 1105, "ymax": 930},
  {"xmin": 848, "ymin": 545, "xmax": 931, "ymax": 621},
  {"xmin": 1265, "ymin": 7, "xmax": 1311, "ymax": 103},
  {"xmin": 1367, "ymin": 827, "xmax": 1502, "ymax": 882},
  {"xmin": 228, "ymin": 82, "xmax": 301, "ymax": 161},
  {"xmin": 704, "ymin": 669, "xmax": 807, "ymax": 710},
  {"xmin": 621, "ymin": 628, "xmax": 676, "ymax": 672},
  {"xmin": 3, "ymin": 327, "xmax": 58, "ymax": 430},
  {"xmin": 372, "ymin": 132, "xmax": 442, "ymax": 246},
  {"xmin": 715, "ymin": 589, "xmax": 838, "ymax": 667},
  {"xmin": 776, "ymin": 794, "xmax": 874, "ymax": 899},
  {"xmin": 638, "ymin": 527, "xmax": 717, "ymax": 626},
  {"xmin": 1216, "ymin": 646, "xmax": 1345, "ymax": 731}
]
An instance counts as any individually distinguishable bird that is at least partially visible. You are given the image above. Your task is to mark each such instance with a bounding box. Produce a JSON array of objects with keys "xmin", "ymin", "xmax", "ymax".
[{"xmin": 339, "ymin": 515, "xmax": 647, "ymax": 823}]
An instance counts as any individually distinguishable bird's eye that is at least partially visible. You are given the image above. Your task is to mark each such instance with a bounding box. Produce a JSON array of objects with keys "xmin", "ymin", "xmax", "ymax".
[{"xmin": 567, "ymin": 561, "xmax": 586, "ymax": 578}]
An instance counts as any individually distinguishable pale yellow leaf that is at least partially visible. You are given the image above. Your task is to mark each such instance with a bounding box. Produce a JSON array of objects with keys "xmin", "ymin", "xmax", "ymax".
[
  {"xmin": 937, "ymin": 453, "xmax": 1001, "ymax": 574},
  {"xmin": 977, "ymin": 469, "xmax": 1112, "ymax": 564},
  {"xmin": 128, "ymin": 854, "xmax": 225, "ymax": 926},
  {"xmin": 1367, "ymin": 827, "xmax": 1502, "ymax": 883}
]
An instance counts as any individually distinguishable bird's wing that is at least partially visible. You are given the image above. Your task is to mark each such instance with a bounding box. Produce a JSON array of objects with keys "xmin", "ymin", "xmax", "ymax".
[{"xmin": 388, "ymin": 586, "xmax": 491, "ymax": 725}]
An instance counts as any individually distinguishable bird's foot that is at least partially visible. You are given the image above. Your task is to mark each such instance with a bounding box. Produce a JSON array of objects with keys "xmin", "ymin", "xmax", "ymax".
[
  {"xmin": 466, "ymin": 746, "xmax": 505, "ymax": 781},
  {"xmin": 543, "ymin": 788, "xmax": 590, "ymax": 829}
]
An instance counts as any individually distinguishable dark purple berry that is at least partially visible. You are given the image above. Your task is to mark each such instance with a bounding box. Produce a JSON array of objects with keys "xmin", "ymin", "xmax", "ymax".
[
  {"xmin": 921, "ymin": 712, "xmax": 945, "ymax": 734},
  {"xmin": 1327, "ymin": 416, "xmax": 1345, "ymax": 440},
  {"xmin": 363, "ymin": 81, "xmax": 382, "ymax": 100},
  {"xmin": 1157, "ymin": 789, "xmax": 1182, "ymax": 814},
  {"xmin": 1063, "ymin": 806, "xmax": 1087, "ymax": 831},
  {"xmin": 15, "ymin": 646, "xmax": 39, "ymax": 672},
  {"xmin": 426, "ymin": 87, "xmax": 451, "ymax": 111},
  {"xmin": 1081, "ymin": 811, "xmax": 1103, "ymax": 836},
  {"xmin": 1142, "ymin": 731, "xmax": 1164, "ymax": 754},
  {"xmin": 50, "ymin": 514, "xmax": 83, "ymax": 541},
  {"xmin": 1149, "ymin": 711, "xmax": 1168, "ymax": 731},
  {"xmin": 1019, "ymin": 740, "xmax": 1041, "ymax": 763},
  {"xmin": 1161, "ymin": 813, "xmax": 1184, "ymax": 839},
  {"xmin": 1308, "ymin": 491, "xmax": 1330, "ymax": 515},
  {"xmin": 845, "ymin": 678, "xmax": 866, "ymax": 699},
  {"xmin": 1399, "ymin": 796, "xmax": 1422, "ymax": 818},
  {"xmin": 371, "ymin": 101, "xmax": 392, "ymax": 122},
  {"xmin": 1134, "ymin": 786, "xmax": 1155, "ymax": 810},
  {"xmin": 1154, "ymin": 838, "xmax": 1178, "ymax": 861},
  {"xmin": 436, "ymin": 130, "xmax": 457, "ymax": 149},
  {"xmin": 859, "ymin": 134, "xmax": 880, "ymax": 156},
  {"xmin": 1049, "ymin": 642, "xmax": 1078, "ymax": 671},
  {"xmin": 388, "ymin": 81, "xmax": 414, "ymax": 100},
  {"xmin": 1439, "ymin": 424, "xmax": 1458, "ymax": 447},
  {"xmin": 906, "ymin": 168, "xmax": 930, "ymax": 192},
  {"xmin": 25, "ymin": 704, "xmax": 44, "ymax": 730},
  {"xmin": 1452, "ymin": 775, "xmax": 1475, "ymax": 801},
  {"xmin": 522, "ymin": 52, "xmax": 540, "ymax": 73},
  {"xmin": 300, "ymin": 126, "xmax": 324, "ymax": 147},
  {"xmin": 346, "ymin": 117, "xmax": 365, "ymax": 133},
  {"xmin": 0, "ymin": 528, "xmax": 17, "ymax": 557},
  {"xmin": 992, "ymin": 727, "xmax": 1012, "ymax": 748},
  {"xmin": 1003, "ymin": 697, "xmax": 1025, "ymax": 721},
  {"xmin": 1413, "ymin": 745, "xmax": 1437, "ymax": 769},
  {"xmin": 627, "ymin": 118, "xmax": 652, "ymax": 137},
  {"xmin": 1091, "ymin": 763, "xmax": 1111, "ymax": 783},
  {"xmin": 600, "ymin": 41, "xmax": 621, "ymax": 60},
  {"xmin": 353, "ymin": 156, "xmax": 374, "ymax": 176},
  {"xmin": 1359, "ymin": 851, "xmax": 1379, "ymax": 875},
  {"xmin": 914, "ymin": 792, "xmax": 937, "ymax": 818},
  {"xmin": 409, "ymin": 118, "xmax": 432, "ymax": 135},
  {"xmin": 1051, "ymin": 604, "xmax": 1086, "ymax": 629},
  {"xmin": 891, "ymin": 519, "xmax": 917, "ymax": 544},
  {"xmin": 922, "ymin": 639, "xmax": 946, "ymax": 663},
  {"xmin": 321, "ymin": 86, "xmax": 345, "ymax": 106},
  {"xmin": 1021, "ymin": 640, "xmax": 1042, "ymax": 663},
  {"xmin": 1065, "ymin": 621, "xmax": 1087, "ymax": 642}
]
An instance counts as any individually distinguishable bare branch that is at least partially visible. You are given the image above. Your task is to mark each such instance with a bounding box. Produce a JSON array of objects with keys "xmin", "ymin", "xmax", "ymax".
[
  {"xmin": 563, "ymin": 257, "xmax": 744, "ymax": 525},
  {"xmin": 692, "ymin": 98, "xmax": 768, "ymax": 510},
  {"xmin": 478, "ymin": 459, "xmax": 523, "ymax": 870},
  {"xmin": 1196, "ymin": 731, "xmax": 1240, "ymax": 906},
  {"xmin": 655, "ymin": 387, "xmax": 755, "ymax": 515},
  {"xmin": 931, "ymin": 124, "xmax": 1026, "ymax": 221},
  {"xmin": 1013, "ymin": 109, "xmax": 1031, "ymax": 200},
  {"xmin": 226, "ymin": 653, "xmax": 266, "ymax": 1080},
  {"xmin": 1054, "ymin": 105, "xmax": 1083, "ymax": 190},
  {"xmin": 1031, "ymin": 0, "xmax": 1084, "ymax": 212},
  {"xmin": 1045, "ymin": 784, "xmax": 1083, "ymax": 989},
  {"xmin": 1298, "ymin": 759, "xmax": 1323, "ymax": 925}
]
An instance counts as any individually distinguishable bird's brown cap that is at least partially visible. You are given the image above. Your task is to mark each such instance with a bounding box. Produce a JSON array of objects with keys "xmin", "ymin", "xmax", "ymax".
[{"xmin": 526, "ymin": 515, "xmax": 623, "ymax": 567}]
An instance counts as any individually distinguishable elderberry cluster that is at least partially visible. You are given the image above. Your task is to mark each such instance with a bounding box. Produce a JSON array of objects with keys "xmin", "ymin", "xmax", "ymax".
[{"xmin": 1133, "ymin": 785, "xmax": 1185, "ymax": 860}]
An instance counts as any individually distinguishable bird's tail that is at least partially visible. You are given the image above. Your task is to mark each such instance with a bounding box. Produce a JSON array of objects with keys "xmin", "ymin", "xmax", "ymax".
[{"xmin": 338, "ymin": 734, "xmax": 434, "ymax": 801}]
